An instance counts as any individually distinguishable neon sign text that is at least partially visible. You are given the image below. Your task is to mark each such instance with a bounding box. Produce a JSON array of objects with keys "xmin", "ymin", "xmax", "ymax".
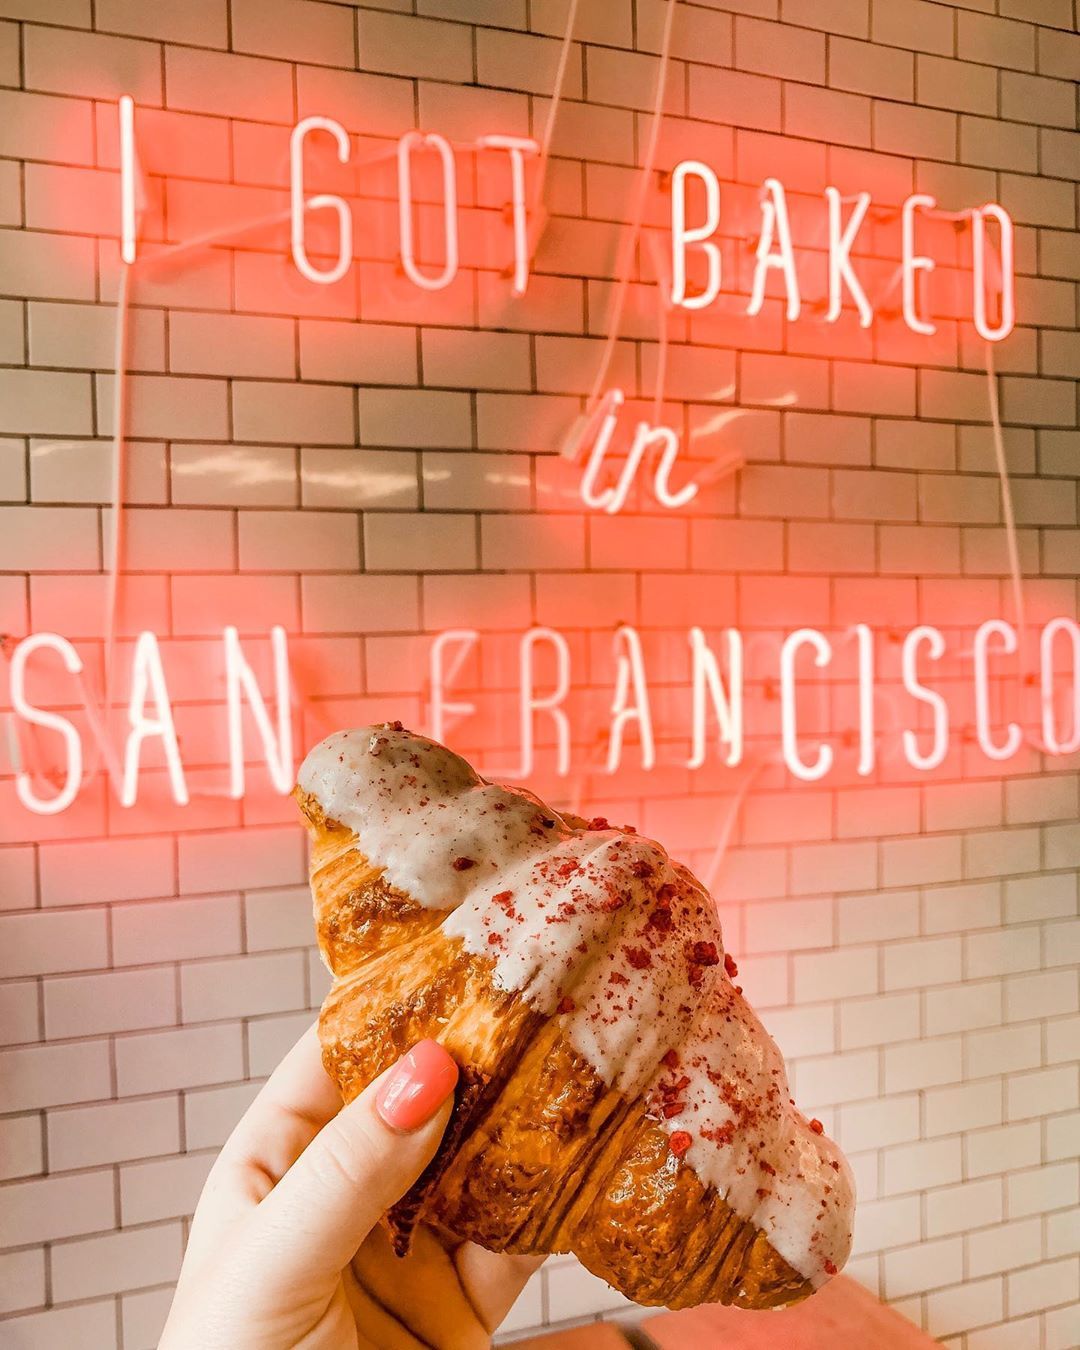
[
  {"xmin": 6, "ymin": 617, "xmax": 1079, "ymax": 817},
  {"xmin": 117, "ymin": 101, "xmax": 1015, "ymax": 342},
  {"xmin": 669, "ymin": 166, "xmax": 1016, "ymax": 343},
  {"xmin": 7, "ymin": 627, "xmax": 292, "ymax": 816}
]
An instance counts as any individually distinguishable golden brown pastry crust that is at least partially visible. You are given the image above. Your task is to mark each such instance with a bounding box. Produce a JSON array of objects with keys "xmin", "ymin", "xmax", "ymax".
[{"xmin": 299, "ymin": 788, "xmax": 812, "ymax": 1311}]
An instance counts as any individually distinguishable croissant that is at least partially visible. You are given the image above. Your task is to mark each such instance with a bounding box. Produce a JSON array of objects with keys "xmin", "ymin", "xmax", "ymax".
[{"xmin": 295, "ymin": 723, "xmax": 854, "ymax": 1311}]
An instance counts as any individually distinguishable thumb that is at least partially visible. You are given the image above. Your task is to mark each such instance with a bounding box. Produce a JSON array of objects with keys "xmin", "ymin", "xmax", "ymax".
[{"xmin": 243, "ymin": 1039, "xmax": 458, "ymax": 1289}]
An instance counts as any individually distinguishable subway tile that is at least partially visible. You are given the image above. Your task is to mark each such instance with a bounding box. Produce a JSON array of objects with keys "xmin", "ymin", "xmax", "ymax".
[
  {"xmin": 51, "ymin": 1221, "xmax": 183, "ymax": 1301},
  {"xmin": 180, "ymin": 950, "xmax": 306, "ymax": 1023},
  {"xmin": 0, "ymin": 1303, "xmax": 118, "ymax": 1350},
  {"xmin": 44, "ymin": 966, "xmax": 177, "ymax": 1039},
  {"xmin": 0, "ymin": 1114, "xmax": 44, "ymax": 1181},
  {"xmin": 112, "ymin": 894, "xmax": 242, "ymax": 967},
  {"xmin": 48, "ymin": 1095, "xmax": 180, "ymax": 1171},
  {"xmin": 120, "ymin": 1150, "xmax": 214, "ymax": 1225},
  {"xmin": 115, "ymin": 1022, "xmax": 244, "ymax": 1096},
  {"xmin": 0, "ymin": 1168, "xmax": 114, "ymax": 1247}
]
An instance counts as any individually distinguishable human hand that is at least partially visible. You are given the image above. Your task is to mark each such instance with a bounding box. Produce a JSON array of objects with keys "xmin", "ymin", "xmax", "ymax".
[{"xmin": 160, "ymin": 1027, "xmax": 543, "ymax": 1349}]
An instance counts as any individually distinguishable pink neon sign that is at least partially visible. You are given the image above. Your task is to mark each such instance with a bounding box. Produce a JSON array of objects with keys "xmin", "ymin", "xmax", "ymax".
[
  {"xmin": 7, "ymin": 628, "xmax": 291, "ymax": 816},
  {"xmin": 6, "ymin": 617, "xmax": 1080, "ymax": 817},
  {"xmin": 117, "ymin": 100, "xmax": 1016, "ymax": 343},
  {"xmin": 114, "ymin": 98, "xmax": 1020, "ymax": 524},
  {"xmin": 668, "ymin": 167, "xmax": 1016, "ymax": 344},
  {"xmin": 9, "ymin": 100, "xmax": 1044, "ymax": 827}
]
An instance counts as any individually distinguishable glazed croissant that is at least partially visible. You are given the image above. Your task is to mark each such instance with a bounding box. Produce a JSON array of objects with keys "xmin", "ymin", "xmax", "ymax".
[{"xmin": 295, "ymin": 723, "xmax": 854, "ymax": 1311}]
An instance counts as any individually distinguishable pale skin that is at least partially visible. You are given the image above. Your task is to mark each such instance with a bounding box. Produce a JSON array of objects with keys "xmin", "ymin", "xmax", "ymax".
[{"xmin": 160, "ymin": 1027, "xmax": 543, "ymax": 1350}]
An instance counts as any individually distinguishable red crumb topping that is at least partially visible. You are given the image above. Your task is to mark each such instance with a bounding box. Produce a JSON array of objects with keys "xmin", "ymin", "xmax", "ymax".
[
  {"xmin": 557, "ymin": 996, "xmax": 575, "ymax": 1014},
  {"xmin": 810, "ymin": 1118, "xmax": 824, "ymax": 1134},
  {"xmin": 669, "ymin": 1131, "xmax": 692, "ymax": 1158},
  {"xmin": 452, "ymin": 856, "xmax": 476, "ymax": 871},
  {"xmin": 824, "ymin": 1260, "xmax": 838, "ymax": 1276},
  {"xmin": 724, "ymin": 952, "xmax": 739, "ymax": 979},
  {"xmin": 661, "ymin": 1049, "xmax": 680, "ymax": 1069},
  {"xmin": 690, "ymin": 941, "xmax": 720, "ymax": 967}
]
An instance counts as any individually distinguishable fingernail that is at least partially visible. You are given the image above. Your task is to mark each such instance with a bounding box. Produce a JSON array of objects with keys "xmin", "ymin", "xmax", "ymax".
[{"xmin": 375, "ymin": 1039, "xmax": 459, "ymax": 1133}]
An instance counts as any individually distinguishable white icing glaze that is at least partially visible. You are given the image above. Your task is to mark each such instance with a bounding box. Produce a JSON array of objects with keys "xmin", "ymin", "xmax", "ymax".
[{"xmin": 299, "ymin": 724, "xmax": 854, "ymax": 1286}]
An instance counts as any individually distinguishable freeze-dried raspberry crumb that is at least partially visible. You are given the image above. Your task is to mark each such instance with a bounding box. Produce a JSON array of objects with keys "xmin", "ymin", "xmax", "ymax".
[
  {"xmin": 724, "ymin": 952, "xmax": 739, "ymax": 979},
  {"xmin": 452, "ymin": 856, "xmax": 476, "ymax": 871},
  {"xmin": 810, "ymin": 1118, "xmax": 824, "ymax": 1134},
  {"xmin": 625, "ymin": 946, "xmax": 652, "ymax": 970},
  {"xmin": 589, "ymin": 817, "xmax": 609, "ymax": 829},
  {"xmin": 557, "ymin": 996, "xmax": 575, "ymax": 1014},
  {"xmin": 690, "ymin": 941, "xmax": 720, "ymax": 967},
  {"xmin": 661, "ymin": 1049, "xmax": 680, "ymax": 1069},
  {"xmin": 669, "ymin": 1131, "xmax": 692, "ymax": 1158},
  {"xmin": 824, "ymin": 1260, "xmax": 838, "ymax": 1276}
]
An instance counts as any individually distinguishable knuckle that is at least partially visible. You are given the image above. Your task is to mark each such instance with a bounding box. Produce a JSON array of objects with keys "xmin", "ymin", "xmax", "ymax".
[{"xmin": 308, "ymin": 1118, "xmax": 384, "ymax": 1196}]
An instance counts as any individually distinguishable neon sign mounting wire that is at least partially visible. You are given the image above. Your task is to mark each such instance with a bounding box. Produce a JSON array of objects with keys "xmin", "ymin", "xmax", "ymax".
[
  {"xmin": 526, "ymin": 0, "xmax": 580, "ymax": 256},
  {"xmin": 580, "ymin": 0, "xmax": 680, "ymax": 424}
]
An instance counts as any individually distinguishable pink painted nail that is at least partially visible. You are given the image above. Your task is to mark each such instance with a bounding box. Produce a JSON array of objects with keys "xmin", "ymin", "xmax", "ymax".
[{"xmin": 375, "ymin": 1039, "xmax": 459, "ymax": 1133}]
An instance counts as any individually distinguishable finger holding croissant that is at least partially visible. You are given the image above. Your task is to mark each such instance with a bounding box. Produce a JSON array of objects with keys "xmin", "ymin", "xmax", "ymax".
[
  {"xmin": 296, "ymin": 722, "xmax": 856, "ymax": 1315},
  {"xmin": 159, "ymin": 1024, "xmax": 543, "ymax": 1349}
]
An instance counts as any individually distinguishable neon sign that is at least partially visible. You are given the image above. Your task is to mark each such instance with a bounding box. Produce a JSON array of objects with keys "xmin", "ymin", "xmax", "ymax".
[
  {"xmin": 4, "ymin": 94, "xmax": 1047, "ymax": 829},
  {"xmin": 7, "ymin": 628, "xmax": 292, "ymax": 816},
  {"xmin": 7, "ymin": 617, "xmax": 1079, "ymax": 817},
  {"xmin": 113, "ymin": 98, "xmax": 1019, "ymax": 523},
  {"xmin": 117, "ymin": 100, "xmax": 1016, "ymax": 344}
]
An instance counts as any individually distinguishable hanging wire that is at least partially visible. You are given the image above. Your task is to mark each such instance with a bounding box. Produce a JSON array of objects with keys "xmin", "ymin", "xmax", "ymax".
[
  {"xmin": 529, "ymin": 0, "xmax": 580, "ymax": 225},
  {"xmin": 580, "ymin": 0, "xmax": 680, "ymax": 421}
]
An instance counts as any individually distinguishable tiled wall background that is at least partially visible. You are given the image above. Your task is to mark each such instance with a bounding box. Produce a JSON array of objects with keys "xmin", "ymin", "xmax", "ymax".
[{"xmin": 0, "ymin": 0, "xmax": 1078, "ymax": 1347}]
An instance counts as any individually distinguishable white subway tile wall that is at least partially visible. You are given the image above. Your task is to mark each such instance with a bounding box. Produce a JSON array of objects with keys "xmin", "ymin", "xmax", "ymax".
[{"xmin": 0, "ymin": 1, "xmax": 1077, "ymax": 1347}]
